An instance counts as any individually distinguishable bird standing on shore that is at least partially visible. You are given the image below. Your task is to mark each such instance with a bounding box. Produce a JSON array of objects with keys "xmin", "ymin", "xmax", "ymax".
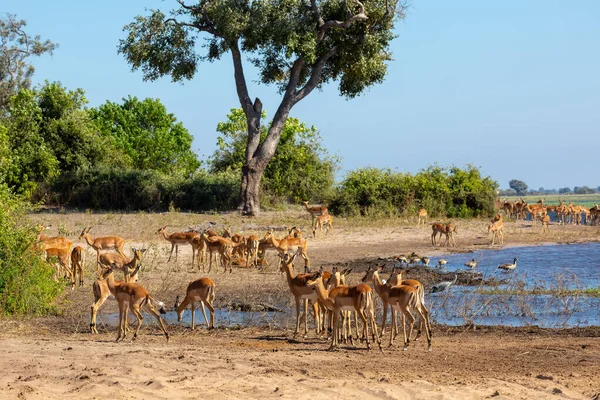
[
  {"xmin": 430, "ymin": 273, "xmax": 458, "ymax": 293},
  {"xmin": 464, "ymin": 259, "xmax": 478, "ymax": 270},
  {"xmin": 498, "ymin": 257, "xmax": 518, "ymax": 271}
]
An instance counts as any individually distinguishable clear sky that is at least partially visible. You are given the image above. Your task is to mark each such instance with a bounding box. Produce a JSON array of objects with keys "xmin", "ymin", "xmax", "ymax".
[{"xmin": 4, "ymin": 1, "xmax": 599, "ymax": 190}]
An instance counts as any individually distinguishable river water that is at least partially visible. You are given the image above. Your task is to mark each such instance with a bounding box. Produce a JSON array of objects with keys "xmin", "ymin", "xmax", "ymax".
[{"xmin": 96, "ymin": 242, "xmax": 600, "ymax": 330}]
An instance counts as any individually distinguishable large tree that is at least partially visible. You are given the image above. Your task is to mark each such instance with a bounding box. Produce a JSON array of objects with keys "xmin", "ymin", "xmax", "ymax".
[
  {"xmin": 0, "ymin": 14, "xmax": 58, "ymax": 111},
  {"xmin": 509, "ymin": 179, "xmax": 528, "ymax": 196},
  {"xmin": 118, "ymin": 0, "xmax": 406, "ymax": 215},
  {"xmin": 211, "ymin": 108, "xmax": 338, "ymax": 202}
]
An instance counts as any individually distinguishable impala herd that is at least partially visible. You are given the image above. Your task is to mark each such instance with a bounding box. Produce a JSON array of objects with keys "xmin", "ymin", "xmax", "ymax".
[{"xmin": 32, "ymin": 198, "xmax": 597, "ymax": 352}]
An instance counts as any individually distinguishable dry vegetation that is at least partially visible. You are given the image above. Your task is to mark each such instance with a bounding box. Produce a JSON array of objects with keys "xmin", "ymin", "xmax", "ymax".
[{"xmin": 1, "ymin": 208, "xmax": 599, "ymax": 399}]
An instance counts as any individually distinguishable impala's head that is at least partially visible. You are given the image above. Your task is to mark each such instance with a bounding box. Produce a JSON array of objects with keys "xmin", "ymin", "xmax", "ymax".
[
  {"xmin": 156, "ymin": 226, "xmax": 167, "ymax": 235},
  {"xmin": 99, "ymin": 265, "xmax": 114, "ymax": 280},
  {"xmin": 79, "ymin": 226, "xmax": 91, "ymax": 238},
  {"xmin": 174, "ymin": 295, "xmax": 183, "ymax": 320},
  {"xmin": 361, "ymin": 265, "xmax": 377, "ymax": 283},
  {"xmin": 306, "ymin": 270, "xmax": 323, "ymax": 287},
  {"xmin": 128, "ymin": 264, "xmax": 142, "ymax": 283}
]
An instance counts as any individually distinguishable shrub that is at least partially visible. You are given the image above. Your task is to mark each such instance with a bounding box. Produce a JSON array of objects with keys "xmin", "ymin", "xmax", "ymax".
[
  {"xmin": 48, "ymin": 167, "xmax": 239, "ymax": 212},
  {"xmin": 329, "ymin": 165, "xmax": 498, "ymax": 218},
  {"xmin": 0, "ymin": 185, "xmax": 62, "ymax": 315}
]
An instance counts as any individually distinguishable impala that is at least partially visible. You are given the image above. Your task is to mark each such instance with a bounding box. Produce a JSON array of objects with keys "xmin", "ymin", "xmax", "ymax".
[
  {"xmin": 303, "ymin": 200, "xmax": 328, "ymax": 229},
  {"xmin": 71, "ymin": 245, "xmax": 86, "ymax": 287},
  {"xmin": 280, "ymin": 250, "xmax": 321, "ymax": 337},
  {"xmin": 101, "ymin": 266, "xmax": 169, "ymax": 342},
  {"xmin": 79, "ymin": 227, "xmax": 126, "ymax": 268},
  {"xmin": 44, "ymin": 246, "xmax": 73, "ymax": 286},
  {"xmin": 386, "ymin": 266, "xmax": 431, "ymax": 340},
  {"xmin": 245, "ymin": 234, "xmax": 260, "ymax": 268},
  {"xmin": 312, "ymin": 214, "xmax": 334, "ymax": 238},
  {"xmin": 199, "ymin": 232, "xmax": 235, "ymax": 273},
  {"xmin": 99, "ymin": 248, "xmax": 146, "ymax": 282},
  {"xmin": 526, "ymin": 199, "xmax": 546, "ymax": 226},
  {"xmin": 488, "ymin": 220, "xmax": 504, "ymax": 245},
  {"xmin": 431, "ymin": 223, "xmax": 457, "ymax": 247},
  {"xmin": 265, "ymin": 230, "xmax": 310, "ymax": 269},
  {"xmin": 540, "ymin": 212, "xmax": 551, "ymax": 233},
  {"xmin": 306, "ymin": 270, "xmax": 382, "ymax": 352},
  {"xmin": 417, "ymin": 208, "xmax": 428, "ymax": 227},
  {"xmin": 175, "ymin": 277, "xmax": 215, "ymax": 330},
  {"xmin": 156, "ymin": 226, "xmax": 198, "ymax": 263},
  {"xmin": 90, "ymin": 263, "xmax": 143, "ymax": 334}
]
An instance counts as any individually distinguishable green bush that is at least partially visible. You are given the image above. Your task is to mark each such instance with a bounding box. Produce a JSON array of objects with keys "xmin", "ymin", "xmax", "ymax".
[
  {"xmin": 329, "ymin": 165, "xmax": 498, "ymax": 218},
  {"xmin": 49, "ymin": 167, "xmax": 239, "ymax": 211},
  {"xmin": 0, "ymin": 185, "xmax": 62, "ymax": 315}
]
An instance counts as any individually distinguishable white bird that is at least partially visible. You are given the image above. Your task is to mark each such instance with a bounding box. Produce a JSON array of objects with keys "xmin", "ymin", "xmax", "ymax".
[
  {"xmin": 498, "ymin": 257, "xmax": 518, "ymax": 271},
  {"xmin": 430, "ymin": 273, "xmax": 458, "ymax": 293},
  {"xmin": 436, "ymin": 259, "xmax": 448, "ymax": 269},
  {"xmin": 464, "ymin": 259, "xmax": 478, "ymax": 269},
  {"xmin": 421, "ymin": 256, "xmax": 430, "ymax": 267}
]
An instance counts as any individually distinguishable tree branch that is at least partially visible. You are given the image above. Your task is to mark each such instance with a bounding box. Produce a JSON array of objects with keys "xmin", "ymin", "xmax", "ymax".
[
  {"xmin": 316, "ymin": 0, "xmax": 368, "ymax": 41},
  {"xmin": 230, "ymin": 41, "xmax": 253, "ymax": 117},
  {"xmin": 293, "ymin": 47, "xmax": 337, "ymax": 103}
]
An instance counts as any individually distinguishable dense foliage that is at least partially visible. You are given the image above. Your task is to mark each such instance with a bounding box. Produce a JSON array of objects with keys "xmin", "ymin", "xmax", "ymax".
[
  {"xmin": 0, "ymin": 82, "xmax": 120, "ymax": 195},
  {"xmin": 90, "ymin": 96, "xmax": 200, "ymax": 176},
  {"xmin": 210, "ymin": 108, "xmax": 338, "ymax": 203},
  {"xmin": 51, "ymin": 167, "xmax": 239, "ymax": 211},
  {"xmin": 330, "ymin": 165, "xmax": 498, "ymax": 218},
  {"xmin": 0, "ymin": 185, "xmax": 63, "ymax": 315}
]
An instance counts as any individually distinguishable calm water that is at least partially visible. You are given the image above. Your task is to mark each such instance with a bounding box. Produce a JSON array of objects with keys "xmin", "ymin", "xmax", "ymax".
[
  {"xmin": 95, "ymin": 243, "xmax": 600, "ymax": 330},
  {"xmin": 426, "ymin": 242, "xmax": 600, "ymax": 327}
]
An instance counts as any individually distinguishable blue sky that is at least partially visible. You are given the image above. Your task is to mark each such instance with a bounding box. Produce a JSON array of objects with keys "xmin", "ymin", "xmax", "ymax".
[{"xmin": 4, "ymin": 1, "xmax": 599, "ymax": 190}]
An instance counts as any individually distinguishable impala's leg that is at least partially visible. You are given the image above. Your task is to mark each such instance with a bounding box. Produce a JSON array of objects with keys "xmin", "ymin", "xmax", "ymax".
[
  {"xmin": 294, "ymin": 297, "xmax": 301, "ymax": 337},
  {"xmin": 357, "ymin": 308, "xmax": 369, "ymax": 350},
  {"xmin": 368, "ymin": 300, "xmax": 382, "ymax": 351},
  {"xmin": 200, "ymin": 300, "xmax": 209, "ymax": 328},
  {"xmin": 90, "ymin": 293, "xmax": 110, "ymax": 334},
  {"xmin": 190, "ymin": 300, "xmax": 195, "ymax": 330},
  {"xmin": 311, "ymin": 301, "xmax": 320, "ymax": 335},
  {"xmin": 131, "ymin": 304, "xmax": 144, "ymax": 339},
  {"xmin": 167, "ymin": 243, "xmax": 175, "ymax": 262},
  {"xmin": 303, "ymin": 298, "xmax": 309, "ymax": 337},
  {"xmin": 389, "ymin": 308, "xmax": 396, "ymax": 347},
  {"xmin": 403, "ymin": 308, "xmax": 415, "ymax": 351},
  {"xmin": 175, "ymin": 244, "xmax": 179, "ymax": 262},
  {"xmin": 145, "ymin": 303, "xmax": 169, "ymax": 342},
  {"xmin": 329, "ymin": 311, "xmax": 338, "ymax": 351},
  {"xmin": 380, "ymin": 301, "xmax": 389, "ymax": 337},
  {"xmin": 417, "ymin": 306, "xmax": 432, "ymax": 352},
  {"xmin": 116, "ymin": 301, "xmax": 126, "ymax": 342}
]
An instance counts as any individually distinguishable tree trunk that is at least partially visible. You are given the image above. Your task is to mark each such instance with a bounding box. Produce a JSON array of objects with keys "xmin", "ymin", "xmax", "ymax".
[{"xmin": 239, "ymin": 162, "xmax": 264, "ymax": 216}]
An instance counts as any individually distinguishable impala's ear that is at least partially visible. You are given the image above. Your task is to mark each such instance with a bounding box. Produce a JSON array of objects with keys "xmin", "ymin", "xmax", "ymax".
[
  {"xmin": 379, "ymin": 265, "xmax": 385, "ymax": 272},
  {"xmin": 318, "ymin": 266, "xmax": 323, "ymax": 273},
  {"xmin": 132, "ymin": 247, "xmax": 136, "ymax": 252},
  {"xmin": 140, "ymin": 249, "xmax": 147, "ymax": 253},
  {"xmin": 343, "ymin": 268, "xmax": 352, "ymax": 276}
]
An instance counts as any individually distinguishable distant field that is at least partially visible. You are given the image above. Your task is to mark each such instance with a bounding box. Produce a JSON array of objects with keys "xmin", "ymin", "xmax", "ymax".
[{"xmin": 503, "ymin": 194, "xmax": 600, "ymax": 207}]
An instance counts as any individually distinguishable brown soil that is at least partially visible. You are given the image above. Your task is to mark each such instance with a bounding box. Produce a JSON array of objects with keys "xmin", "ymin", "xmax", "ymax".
[{"xmin": 2, "ymin": 211, "xmax": 599, "ymax": 399}]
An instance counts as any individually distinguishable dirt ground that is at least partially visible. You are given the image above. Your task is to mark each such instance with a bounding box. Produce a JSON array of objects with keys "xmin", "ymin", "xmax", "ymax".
[{"xmin": 2, "ymin": 211, "xmax": 600, "ymax": 399}]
